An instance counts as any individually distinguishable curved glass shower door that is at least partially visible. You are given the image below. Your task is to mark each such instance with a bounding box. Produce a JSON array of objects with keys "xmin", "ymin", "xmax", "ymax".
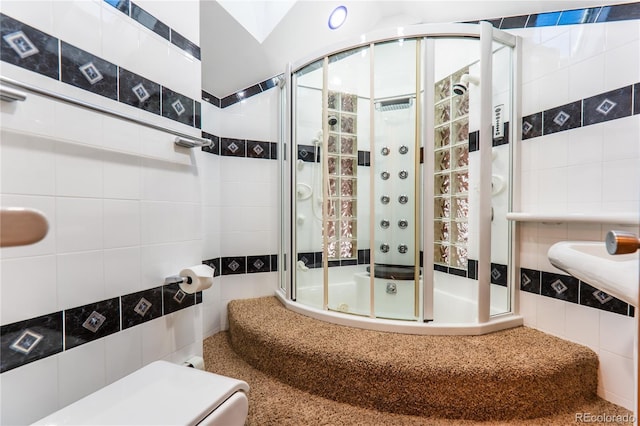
[{"xmin": 287, "ymin": 23, "xmax": 518, "ymax": 329}]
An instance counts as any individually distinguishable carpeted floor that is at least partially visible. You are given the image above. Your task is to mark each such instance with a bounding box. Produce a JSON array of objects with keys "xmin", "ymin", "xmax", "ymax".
[{"xmin": 203, "ymin": 296, "xmax": 632, "ymax": 425}]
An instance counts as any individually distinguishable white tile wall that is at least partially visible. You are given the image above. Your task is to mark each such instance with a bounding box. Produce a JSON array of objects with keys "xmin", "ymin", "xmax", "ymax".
[{"xmin": 0, "ymin": 1, "xmax": 204, "ymax": 424}]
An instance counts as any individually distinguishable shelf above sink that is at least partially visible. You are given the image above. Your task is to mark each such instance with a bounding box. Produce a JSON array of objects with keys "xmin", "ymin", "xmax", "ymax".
[{"xmin": 548, "ymin": 241, "xmax": 639, "ymax": 307}]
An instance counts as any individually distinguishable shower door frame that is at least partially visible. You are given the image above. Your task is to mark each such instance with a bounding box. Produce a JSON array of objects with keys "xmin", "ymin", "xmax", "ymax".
[{"xmin": 279, "ymin": 22, "xmax": 522, "ymax": 335}]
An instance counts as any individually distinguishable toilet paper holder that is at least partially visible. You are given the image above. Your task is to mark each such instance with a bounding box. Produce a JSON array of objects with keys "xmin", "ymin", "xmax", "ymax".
[{"xmin": 165, "ymin": 275, "xmax": 192, "ymax": 286}]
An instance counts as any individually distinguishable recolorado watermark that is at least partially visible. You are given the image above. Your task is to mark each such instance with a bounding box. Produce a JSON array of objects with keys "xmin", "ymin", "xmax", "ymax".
[{"xmin": 575, "ymin": 412, "xmax": 635, "ymax": 423}]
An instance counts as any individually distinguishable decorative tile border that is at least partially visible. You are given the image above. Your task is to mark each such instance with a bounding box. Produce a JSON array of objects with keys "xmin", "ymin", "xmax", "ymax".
[
  {"xmin": 203, "ymin": 254, "xmax": 278, "ymax": 276},
  {"xmin": 201, "ymin": 75, "xmax": 283, "ymax": 109},
  {"xmin": 103, "ymin": 0, "xmax": 200, "ymax": 60},
  {"xmin": 523, "ymin": 84, "xmax": 638, "ymax": 140},
  {"xmin": 201, "ymin": 131, "xmax": 278, "ymax": 160},
  {"xmin": 0, "ymin": 284, "xmax": 203, "ymax": 374},
  {"xmin": 520, "ymin": 267, "xmax": 633, "ymax": 317},
  {"xmin": 0, "ymin": 13, "xmax": 201, "ymax": 129}
]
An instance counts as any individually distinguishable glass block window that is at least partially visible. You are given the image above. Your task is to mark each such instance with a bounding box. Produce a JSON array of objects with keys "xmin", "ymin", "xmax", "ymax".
[
  {"xmin": 434, "ymin": 67, "xmax": 469, "ymax": 270},
  {"xmin": 324, "ymin": 91, "xmax": 358, "ymax": 260}
]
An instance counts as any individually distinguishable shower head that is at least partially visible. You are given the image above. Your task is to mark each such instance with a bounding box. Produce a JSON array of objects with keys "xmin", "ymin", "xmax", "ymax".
[
  {"xmin": 375, "ymin": 97, "xmax": 414, "ymax": 112},
  {"xmin": 453, "ymin": 74, "xmax": 479, "ymax": 96}
]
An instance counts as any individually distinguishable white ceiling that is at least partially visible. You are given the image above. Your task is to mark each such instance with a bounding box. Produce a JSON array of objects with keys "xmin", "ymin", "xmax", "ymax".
[{"xmin": 200, "ymin": 0, "xmax": 627, "ymax": 98}]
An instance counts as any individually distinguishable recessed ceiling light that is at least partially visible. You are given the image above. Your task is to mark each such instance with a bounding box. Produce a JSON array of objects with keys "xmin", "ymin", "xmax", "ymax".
[{"xmin": 328, "ymin": 5, "xmax": 347, "ymax": 30}]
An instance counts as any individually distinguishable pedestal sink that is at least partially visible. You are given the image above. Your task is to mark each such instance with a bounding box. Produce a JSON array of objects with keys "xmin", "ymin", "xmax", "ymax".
[{"xmin": 548, "ymin": 241, "xmax": 639, "ymax": 307}]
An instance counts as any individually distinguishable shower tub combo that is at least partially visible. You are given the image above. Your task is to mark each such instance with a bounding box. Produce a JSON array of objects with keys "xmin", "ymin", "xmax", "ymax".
[{"xmin": 277, "ymin": 22, "xmax": 522, "ymax": 335}]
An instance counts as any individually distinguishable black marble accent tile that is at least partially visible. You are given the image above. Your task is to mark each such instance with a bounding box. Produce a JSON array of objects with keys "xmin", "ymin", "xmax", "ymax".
[
  {"xmin": 1, "ymin": 312, "xmax": 63, "ymax": 373},
  {"xmin": 522, "ymin": 112, "xmax": 543, "ymax": 140},
  {"xmin": 194, "ymin": 101, "xmax": 201, "ymax": 129},
  {"xmin": 467, "ymin": 259, "xmax": 478, "ymax": 280},
  {"xmin": 269, "ymin": 142, "xmax": 278, "ymax": 160},
  {"xmin": 121, "ymin": 287, "xmax": 162, "ymax": 329},
  {"xmin": 163, "ymin": 283, "xmax": 195, "ymax": 315},
  {"xmin": 493, "ymin": 121, "xmax": 510, "ymax": 147},
  {"xmin": 468, "ymin": 131, "xmax": 479, "ymax": 152},
  {"xmin": 298, "ymin": 144, "xmax": 317, "ymax": 162},
  {"xmin": 357, "ymin": 150, "xmax": 370, "ymax": 166},
  {"xmin": 314, "ymin": 251, "xmax": 323, "ymax": 269},
  {"xmin": 543, "ymin": 100, "xmax": 582, "ymax": 135},
  {"xmin": 490, "ymin": 263, "xmax": 508, "ymax": 286},
  {"xmin": 103, "ymin": 0, "xmax": 130, "ymax": 15},
  {"xmin": 247, "ymin": 140, "xmax": 270, "ymax": 159},
  {"xmin": 238, "ymin": 84, "xmax": 262, "ymax": 101},
  {"xmin": 520, "ymin": 268, "xmax": 541, "ymax": 294},
  {"xmin": 0, "ymin": 14, "xmax": 59, "ymax": 80},
  {"xmin": 449, "ymin": 267, "xmax": 467, "ymax": 277},
  {"xmin": 260, "ymin": 75, "xmax": 281, "ymax": 91},
  {"xmin": 420, "ymin": 146, "xmax": 424, "ymax": 164},
  {"xmin": 541, "ymin": 272, "xmax": 579, "ymax": 303},
  {"xmin": 202, "ymin": 90, "xmax": 221, "ymax": 108},
  {"xmin": 420, "ymin": 250, "xmax": 424, "ymax": 268},
  {"xmin": 221, "ymin": 137, "xmax": 246, "ymax": 157},
  {"xmin": 65, "ymin": 298, "xmax": 120, "ymax": 350},
  {"xmin": 630, "ymin": 305, "xmax": 635, "ymax": 317},
  {"xmin": 221, "ymin": 256, "xmax": 246, "ymax": 275},
  {"xmin": 526, "ymin": 12, "xmax": 561, "ymax": 27},
  {"xmin": 634, "ymin": 83, "xmax": 640, "ymax": 115},
  {"xmin": 201, "ymin": 131, "xmax": 220, "ymax": 155},
  {"xmin": 248, "ymin": 255, "xmax": 270, "ymax": 273},
  {"xmin": 60, "ymin": 42, "xmax": 117, "ymax": 100},
  {"xmin": 579, "ymin": 281, "xmax": 628, "ymax": 315},
  {"xmin": 270, "ymin": 254, "xmax": 278, "ymax": 272},
  {"xmin": 434, "ymin": 264, "xmax": 448, "ymax": 273},
  {"xmin": 500, "ymin": 15, "xmax": 529, "ymax": 29},
  {"xmin": 203, "ymin": 258, "xmax": 221, "ymax": 277},
  {"xmin": 357, "ymin": 249, "xmax": 370, "ymax": 265},
  {"xmin": 195, "ymin": 292, "xmax": 203, "ymax": 304},
  {"xmin": 340, "ymin": 259, "xmax": 357, "ymax": 266},
  {"xmin": 482, "ymin": 18, "xmax": 503, "ymax": 28},
  {"xmin": 220, "ymin": 93, "xmax": 241, "ymax": 108},
  {"xmin": 119, "ymin": 67, "xmax": 161, "ymax": 115},
  {"xmin": 328, "ymin": 260, "xmax": 341, "ymax": 268},
  {"xmin": 597, "ymin": 3, "xmax": 640, "ymax": 22},
  {"xmin": 131, "ymin": 2, "xmax": 169, "ymax": 40},
  {"xmin": 170, "ymin": 29, "xmax": 200, "ymax": 60},
  {"xmin": 297, "ymin": 252, "xmax": 315, "ymax": 269},
  {"xmin": 161, "ymin": 87, "xmax": 195, "ymax": 126},
  {"xmin": 558, "ymin": 7, "xmax": 601, "ymax": 25},
  {"xmin": 583, "ymin": 85, "xmax": 632, "ymax": 126}
]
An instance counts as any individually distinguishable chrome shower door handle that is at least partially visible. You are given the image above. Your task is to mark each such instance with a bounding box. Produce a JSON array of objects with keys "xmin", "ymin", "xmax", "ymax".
[{"xmin": 605, "ymin": 230, "xmax": 640, "ymax": 255}]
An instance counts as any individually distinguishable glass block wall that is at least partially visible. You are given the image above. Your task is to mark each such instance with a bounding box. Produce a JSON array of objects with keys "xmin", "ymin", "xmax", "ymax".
[
  {"xmin": 433, "ymin": 68, "xmax": 470, "ymax": 270},
  {"xmin": 325, "ymin": 90, "xmax": 358, "ymax": 260}
]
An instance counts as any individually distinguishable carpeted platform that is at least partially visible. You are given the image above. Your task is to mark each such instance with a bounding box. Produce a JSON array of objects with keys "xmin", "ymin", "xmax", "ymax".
[
  {"xmin": 203, "ymin": 332, "xmax": 631, "ymax": 426},
  {"xmin": 218, "ymin": 296, "xmax": 623, "ymax": 421}
]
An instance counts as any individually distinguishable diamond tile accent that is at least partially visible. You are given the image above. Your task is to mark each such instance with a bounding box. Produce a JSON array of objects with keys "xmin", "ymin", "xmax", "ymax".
[
  {"xmin": 553, "ymin": 111, "xmax": 570, "ymax": 126},
  {"xmin": 228, "ymin": 142, "xmax": 239, "ymax": 154},
  {"xmin": 491, "ymin": 267, "xmax": 501, "ymax": 281},
  {"xmin": 82, "ymin": 311, "xmax": 106, "ymax": 333},
  {"xmin": 78, "ymin": 62, "xmax": 103, "ymax": 85},
  {"xmin": 521, "ymin": 273, "xmax": 532, "ymax": 287},
  {"xmin": 253, "ymin": 259, "xmax": 265, "ymax": 270},
  {"xmin": 171, "ymin": 99, "xmax": 185, "ymax": 115},
  {"xmin": 9, "ymin": 329, "xmax": 44, "ymax": 354},
  {"xmin": 592, "ymin": 290, "xmax": 613, "ymax": 304},
  {"xmin": 132, "ymin": 83, "xmax": 150, "ymax": 102},
  {"xmin": 550, "ymin": 279, "xmax": 568, "ymax": 294},
  {"xmin": 3, "ymin": 30, "xmax": 39, "ymax": 59},
  {"xmin": 229, "ymin": 260, "xmax": 240, "ymax": 271},
  {"xmin": 133, "ymin": 297, "xmax": 152, "ymax": 317},
  {"xmin": 253, "ymin": 144, "xmax": 265, "ymax": 156},
  {"xmin": 522, "ymin": 121, "xmax": 533, "ymax": 135},
  {"xmin": 595, "ymin": 98, "xmax": 617, "ymax": 115},
  {"xmin": 173, "ymin": 289, "xmax": 187, "ymax": 304}
]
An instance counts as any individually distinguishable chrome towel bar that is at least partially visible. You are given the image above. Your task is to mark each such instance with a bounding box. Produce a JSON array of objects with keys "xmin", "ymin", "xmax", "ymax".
[{"xmin": 0, "ymin": 75, "xmax": 211, "ymax": 148}]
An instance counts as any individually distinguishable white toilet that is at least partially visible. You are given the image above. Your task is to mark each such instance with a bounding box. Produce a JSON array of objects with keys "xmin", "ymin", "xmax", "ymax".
[{"xmin": 32, "ymin": 360, "xmax": 249, "ymax": 425}]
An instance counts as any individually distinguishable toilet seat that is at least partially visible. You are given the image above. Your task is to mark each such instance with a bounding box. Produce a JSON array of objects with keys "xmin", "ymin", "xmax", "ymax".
[{"xmin": 32, "ymin": 361, "xmax": 249, "ymax": 425}]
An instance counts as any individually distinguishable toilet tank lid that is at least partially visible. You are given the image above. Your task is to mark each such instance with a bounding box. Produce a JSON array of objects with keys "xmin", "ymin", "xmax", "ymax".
[{"xmin": 32, "ymin": 361, "xmax": 249, "ymax": 426}]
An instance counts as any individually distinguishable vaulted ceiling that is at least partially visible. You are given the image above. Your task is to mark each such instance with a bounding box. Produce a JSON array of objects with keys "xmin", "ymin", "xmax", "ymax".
[{"xmin": 200, "ymin": 0, "xmax": 626, "ymax": 98}]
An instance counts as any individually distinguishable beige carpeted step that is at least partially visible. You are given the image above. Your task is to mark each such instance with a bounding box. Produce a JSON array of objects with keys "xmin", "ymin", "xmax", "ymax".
[{"xmin": 227, "ymin": 296, "xmax": 602, "ymax": 421}]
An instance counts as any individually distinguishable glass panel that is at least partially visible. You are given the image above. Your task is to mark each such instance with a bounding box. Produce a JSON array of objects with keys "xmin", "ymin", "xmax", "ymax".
[
  {"xmin": 325, "ymin": 45, "xmax": 370, "ymax": 316},
  {"xmin": 372, "ymin": 39, "xmax": 418, "ymax": 321}
]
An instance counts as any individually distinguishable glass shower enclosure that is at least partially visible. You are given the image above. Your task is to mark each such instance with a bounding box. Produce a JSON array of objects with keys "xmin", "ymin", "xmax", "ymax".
[{"xmin": 279, "ymin": 22, "xmax": 521, "ymax": 333}]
